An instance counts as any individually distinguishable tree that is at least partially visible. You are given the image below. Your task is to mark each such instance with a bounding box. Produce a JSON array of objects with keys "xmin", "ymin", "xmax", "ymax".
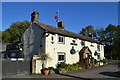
[
  {"xmin": 96, "ymin": 24, "xmax": 120, "ymax": 59},
  {"xmin": 96, "ymin": 27, "xmax": 107, "ymax": 44},
  {"xmin": 0, "ymin": 31, "xmax": 2, "ymax": 42},
  {"xmin": 80, "ymin": 24, "xmax": 120, "ymax": 59},
  {"xmin": 2, "ymin": 21, "xmax": 30, "ymax": 43},
  {"xmin": 80, "ymin": 25, "xmax": 95, "ymax": 37}
]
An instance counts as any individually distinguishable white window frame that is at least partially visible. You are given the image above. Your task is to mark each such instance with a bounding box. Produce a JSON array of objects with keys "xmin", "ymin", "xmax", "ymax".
[
  {"xmin": 58, "ymin": 35, "xmax": 65, "ymax": 44},
  {"xmin": 58, "ymin": 52, "xmax": 66, "ymax": 62}
]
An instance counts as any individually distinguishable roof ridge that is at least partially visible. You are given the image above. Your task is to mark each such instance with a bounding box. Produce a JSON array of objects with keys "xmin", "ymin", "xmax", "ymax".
[{"xmin": 34, "ymin": 22, "xmax": 99, "ymax": 43}]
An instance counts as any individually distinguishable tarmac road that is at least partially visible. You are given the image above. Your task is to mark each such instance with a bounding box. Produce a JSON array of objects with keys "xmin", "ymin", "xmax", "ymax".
[{"xmin": 2, "ymin": 63, "xmax": 120, "ymax": 80}]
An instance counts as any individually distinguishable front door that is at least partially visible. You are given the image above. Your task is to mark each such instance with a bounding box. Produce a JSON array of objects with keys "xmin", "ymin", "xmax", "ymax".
[{"xmin": 85, "ymin": 53, "xmax": 91, "ymax": 66}]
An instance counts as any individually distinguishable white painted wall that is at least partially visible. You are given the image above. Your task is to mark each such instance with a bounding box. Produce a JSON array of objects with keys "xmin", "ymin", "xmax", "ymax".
[
  {"xmin": 23, "ymin": 23, "xmax": 104, "ymax": 73},
  {"xmin": 45, "ymin": 33, "xmax": 105, "ymax": 68}
]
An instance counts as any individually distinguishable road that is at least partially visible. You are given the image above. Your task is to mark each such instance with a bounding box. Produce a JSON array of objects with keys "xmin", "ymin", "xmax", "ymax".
[{"xmin": 2, "ymin": 63, "xmax": 120, "ymax": 80}]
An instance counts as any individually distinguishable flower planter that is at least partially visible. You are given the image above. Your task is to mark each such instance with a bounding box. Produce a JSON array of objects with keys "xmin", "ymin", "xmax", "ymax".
[{"xmin": 43, "ymin": 69, "xmax": 49, "ymax": 75}]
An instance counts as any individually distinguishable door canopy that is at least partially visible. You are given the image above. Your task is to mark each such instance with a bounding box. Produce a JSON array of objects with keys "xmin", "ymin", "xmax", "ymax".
[{"xmin": 79, "ymin": 47, "xmax": 92, "ymax": 60}]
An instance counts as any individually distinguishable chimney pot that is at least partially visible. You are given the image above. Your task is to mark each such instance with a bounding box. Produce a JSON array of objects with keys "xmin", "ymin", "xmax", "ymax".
[
  {"xmin": 58, "ymin": 21, "xmax": 64, "ymax": 29},
  {"xmin": 31, "ymin": 9, "xmax": 39, "ymax": 23}
]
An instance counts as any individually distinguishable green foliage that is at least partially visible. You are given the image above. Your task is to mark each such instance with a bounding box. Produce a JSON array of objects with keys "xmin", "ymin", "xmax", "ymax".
[
  {"xmin": 106, "ymin": 59, "xmax": 120, "ymax": 62},
  {"xmin": 80, "ymin": 25, "xmax": 95, "ymax": 37},
  {"xmin": 2, "ymin": 21, "xmax": 30, "ymax": 43},
  {"xmin": 91, "ymin": 57, "xmax": 95, "ymax": 66},
  {"xmin": 42, "ymin": 68, "xmax": 49, "ymax": 70},
  {"xmin": 0, "ymin": 31, "xmax": 2, "ymax": 42},
  {"xmin": 56, "ymin": 62, "xmax": 84, "ymax": 73},
  {"xmin": 37, "ymin": 53, "xmax": 50, "ymax": 61},
  {"xmin": 36, "ymin": 53, "xmax": 51, "ymax": 69},
  {"xmin": 85, "ymin": 59, "xmax": 89, "ymax": 66},
  {"xmin": 56, "ymin": 62, "xmax": 67, "ymax": 69},
  {"xmin": 31, "ymin": 73, "xmax": 41, "ymax": 76},
  {"xmin": 80, "ymin": 24, "xmax": 120, "ymax": 59}
]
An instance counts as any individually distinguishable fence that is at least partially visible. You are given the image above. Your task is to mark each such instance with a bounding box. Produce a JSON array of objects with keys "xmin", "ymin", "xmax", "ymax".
[{"xmin": 2, "ymin": 59, "xmax": 31, "ymax": 76}]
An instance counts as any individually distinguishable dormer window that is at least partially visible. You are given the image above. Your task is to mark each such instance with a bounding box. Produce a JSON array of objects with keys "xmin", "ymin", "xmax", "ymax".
[
  {"xmin": 58, "ymin": 35, "xmax": 65, "ymax": 44},
  {"xmin": 81, "ymin": 40, "xmax": 85, "ymax": 46}
]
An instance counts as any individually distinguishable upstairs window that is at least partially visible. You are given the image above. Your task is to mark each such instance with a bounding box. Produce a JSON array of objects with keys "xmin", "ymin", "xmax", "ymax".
[
  {"xmin": 81, "ymin": 40, "xmax": 85, "ymax": 46},
  {"xmin": 97, "ymin": 44, "xmax": 100, "ymax": 51},
  {"xmin": 58, "ymin": 35, "xmax": 65, "ymax": 44}
]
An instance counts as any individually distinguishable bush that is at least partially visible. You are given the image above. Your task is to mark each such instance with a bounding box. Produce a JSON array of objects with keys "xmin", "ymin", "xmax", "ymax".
[
  {"xmin": 76, "ymin": 62, "xmax": 86, "ymax": 68},
  {"xmin": 56, "ymin": 62, "xmax": 84, "ymax": 73},
  {"xmin": 91, "ymin": 57, "xmax": 95, "ymax": 67},
  {"xmin": 103, "ymin": 59, "xmax": 107, "ymax": 64},
  {"xmin": 56, "ymin": 62, "xmax": 68, "ymax": 69}
]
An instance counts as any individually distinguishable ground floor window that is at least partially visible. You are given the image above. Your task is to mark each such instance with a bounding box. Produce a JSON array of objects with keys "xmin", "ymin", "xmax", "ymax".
[{"xmin": 58, "ymin": 52, "xmax": 66, "ymax": 62}]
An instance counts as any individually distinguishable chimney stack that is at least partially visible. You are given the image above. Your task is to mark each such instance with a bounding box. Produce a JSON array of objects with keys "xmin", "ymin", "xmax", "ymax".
[
  {"xmin": 88, "ymin": 33, "xmax": 94, "ymax": 39},
  {"xmin": 31, "ymin": 9, "xmax": 39, "ymax": 23},
  {"xmin": 58, "ymin": 21, "xmax": 64, "ymax": 29}
]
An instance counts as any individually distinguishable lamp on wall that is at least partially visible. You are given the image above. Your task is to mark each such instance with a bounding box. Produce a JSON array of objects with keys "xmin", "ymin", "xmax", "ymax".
[{"xmin": 51, "ymin": 41, "xmax": 54, "ymax": 44}]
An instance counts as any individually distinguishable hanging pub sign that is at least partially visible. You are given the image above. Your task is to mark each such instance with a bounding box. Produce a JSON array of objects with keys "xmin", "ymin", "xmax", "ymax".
[{"xmin": 70, "ymin": 46, "xmax": 76, "ymax": 54}]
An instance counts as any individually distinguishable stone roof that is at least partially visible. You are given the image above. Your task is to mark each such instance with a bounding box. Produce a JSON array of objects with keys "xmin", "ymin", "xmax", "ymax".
[
  {"xmin": 79, "ymin": 47, "xmax": 92, "ymax": 55},
  {"xmin": 35, "ymin": 22, "xmax": 99, "ymax": 43}
]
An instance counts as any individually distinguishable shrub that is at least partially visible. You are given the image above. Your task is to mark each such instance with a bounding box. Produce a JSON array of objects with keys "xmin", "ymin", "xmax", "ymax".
[
  {"xmin": 91, "ymin": 57, "xmax": 95, "ymax": 67},
  {"xmin": 56, "ymin": 62, "xmax": 84, "ymax": 73},
  {"xmin": 76, "ymin": 62, "xmax": 86, "ymax": 68},
  {"xmin": 85, "ymin": 59, "xmax": 89, "ymax": 66},
  {"xmin": 42, "ymin": 68, "xmax": 49, "ymax": 70},
  {"xmin": 48, "ymin": 67, "xmax": 55, "ymax": 74},
  {"xmin": 48, "ymin": 67, "xmax": 54, "ymax": 70},
  {"xmin": 103, "ymin": 59, "xmax": 107, "ymax": 64},
  {"xmin": 56, "ymin": 62, "xmax": 68, "ymax": 69}
]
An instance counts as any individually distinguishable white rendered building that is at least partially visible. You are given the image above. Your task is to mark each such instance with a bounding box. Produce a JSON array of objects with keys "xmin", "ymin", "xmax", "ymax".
[{"xmin": 22, "ymin": 11, "xmax": 104, "ymax": 73}]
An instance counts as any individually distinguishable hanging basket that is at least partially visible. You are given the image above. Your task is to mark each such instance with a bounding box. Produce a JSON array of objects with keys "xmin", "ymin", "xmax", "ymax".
[{"xmin": 70, "ymin": 48, "xmax": 76, "ymax": 54}]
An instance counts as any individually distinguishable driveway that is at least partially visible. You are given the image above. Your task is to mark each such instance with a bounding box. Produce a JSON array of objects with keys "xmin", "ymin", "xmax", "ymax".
[{"xmin": 2, "ymin": 63, "xmax": 120, "ymax": 80}]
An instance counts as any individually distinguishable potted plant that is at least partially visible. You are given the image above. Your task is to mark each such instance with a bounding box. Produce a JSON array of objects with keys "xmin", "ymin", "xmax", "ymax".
[
  {"xmin": 42, "ymin": 68, "xmax": 49, "ymax": 75},
  {"xmin": 37, "ymin": 53, "xmax": 51, "ymax": 75}
]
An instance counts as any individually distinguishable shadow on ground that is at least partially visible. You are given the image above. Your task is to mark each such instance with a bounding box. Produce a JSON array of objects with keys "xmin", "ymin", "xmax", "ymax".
[
  {"xmin": 57, "ymin": 73, "xmax": 91, "ymax": 80},
  {"xmin": 99, "ymin": 71, "xmax": 120, "ymax": 78},
  {"xmin": 53, "ymin": 69, "xmax": 91, "ymax": 80}
]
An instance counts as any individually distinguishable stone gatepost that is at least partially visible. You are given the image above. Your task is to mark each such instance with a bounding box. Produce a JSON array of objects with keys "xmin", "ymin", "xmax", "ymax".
[{"xmin": 32, "ymin": 55, "xmax": 42, "ymax": 74}]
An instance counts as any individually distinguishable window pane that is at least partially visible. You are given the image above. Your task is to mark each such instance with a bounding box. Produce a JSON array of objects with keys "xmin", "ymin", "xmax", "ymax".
[
  {"xmin": 59, "ymin": 55, "xmax": 64, "ymax": 61},
  {"xmin": 58, "ymin": 36, "xmax": 64, "ymax": 43},
  {"xmin": 61, "ymin": 55, "xmax": 64, "ymax": 60},
  {"xmin": 59, "ymin": 36, "xmax": 61, "ymax": 42},
  {"xmin": 58, "ymin": 53, "xmax": 65, "ymax": 62},
  {"xmin": 81, "ymin": 40, "xmax": 85, "ymax": 46},
  {"xmin": 11, "ymin": 53, "xmax": 16, "ymax": 57}
]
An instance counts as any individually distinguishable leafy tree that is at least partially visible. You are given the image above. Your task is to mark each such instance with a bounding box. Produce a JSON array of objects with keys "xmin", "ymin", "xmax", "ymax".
[
  {"xmin": 2, "ymin": 21, "xmax": 30, "ymax": 43},
  {"xmin": 0, "ymin": 31, "xmax": 2, "ymax": 42},
  {"xmin": 80, "ymin": 25, "xmax": 96, "ymax": 39},
  {"xmin": 95, "ymin": 27, "xmax": 106, "ymax": 44},
  {"xmin": 80, "ymin": 24, "xmax": 120, "ymax": 59}
]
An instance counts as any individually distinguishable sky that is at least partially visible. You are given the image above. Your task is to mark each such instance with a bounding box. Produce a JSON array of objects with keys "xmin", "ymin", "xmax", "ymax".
[{"xmin": 2, "ymin": 2, "xmax": 118, "ymax": 33}]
